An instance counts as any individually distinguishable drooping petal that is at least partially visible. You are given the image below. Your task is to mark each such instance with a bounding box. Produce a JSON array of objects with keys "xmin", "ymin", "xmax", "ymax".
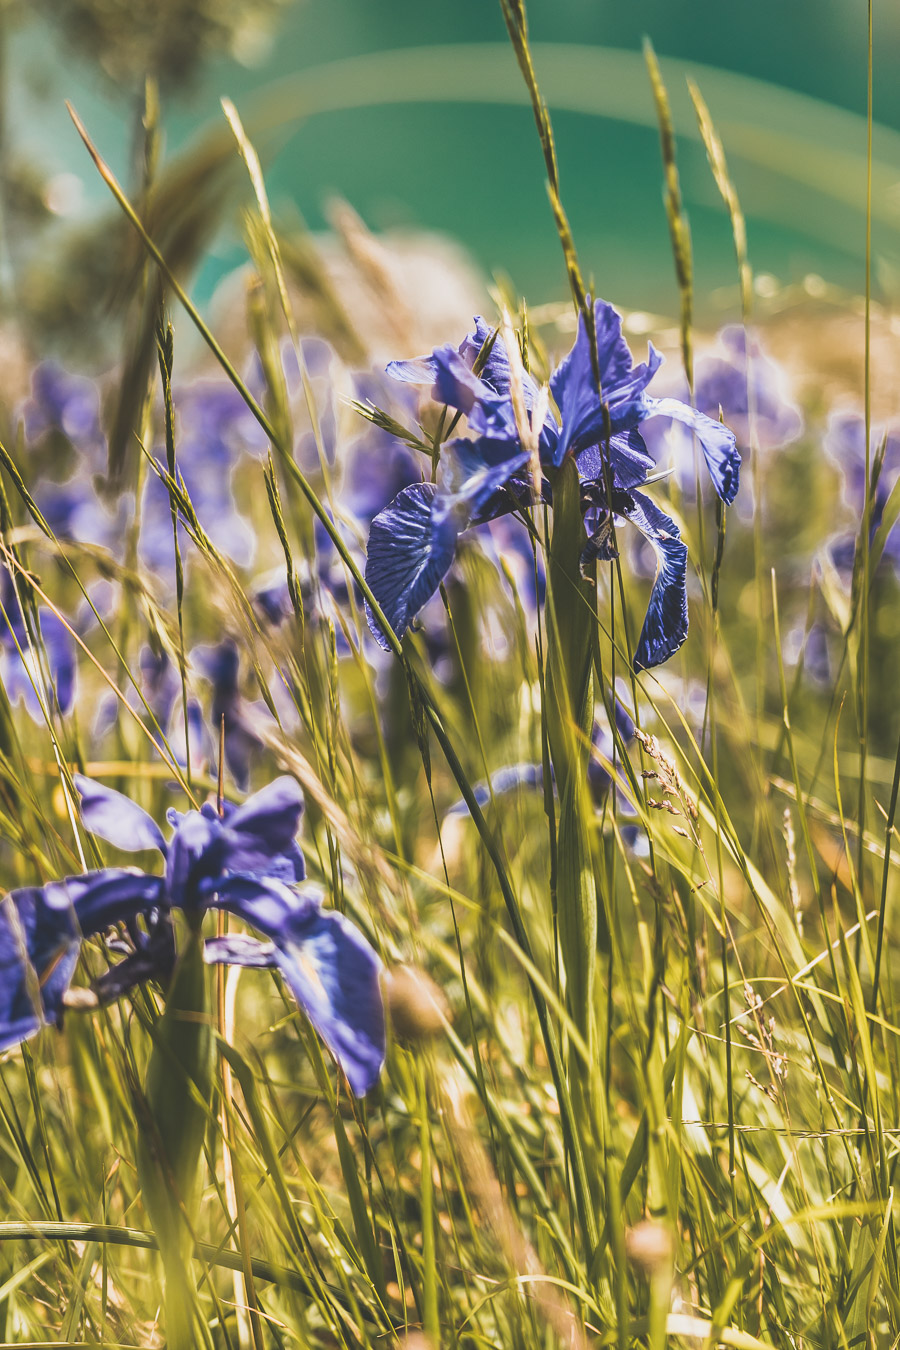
[
  {"xmin": 364, "ymin": 482, "xmax": 462, "ymax": 649},
  {"xmin": 646, "ymin": 397, "xmax": 741, "ymax": 505},
  {"xmin": 213, "ymin": 876, "xmax": 385, "ymax": 1097},
  {"xmin": 52, "ymin": 868, "xmax": 168, "ymax": 937},
  {"xmin": 439, "ymin": 437, "xmax": 533, "ymax": 519},
  {"xmin": 75, "ymin": 775, "xmax": 168, "ymax": 856},
  {"xmin": 576, "ymin": 429, "xmax": 654, "ymax": 492},
  {"xmin": 204, "ymin": 933, "xmax": 277, "ymax": 968},
  {"xmin": 0, "ymin": 886, "xmax": 82, "ymax": 1049},
  {"xmin": 621, "ymin": 491, "xmax": 689, "ymax": 671},
  {"xmin": 220, "ymin": 776, "xmax": 306, "ymax": 880},
  {"xmin": 430, "ymin": 346, "xmax": 517, "ymax": 440},
  {"xmin": 385, "ymin": 355, "xmax": 438, "ymax": 385}
]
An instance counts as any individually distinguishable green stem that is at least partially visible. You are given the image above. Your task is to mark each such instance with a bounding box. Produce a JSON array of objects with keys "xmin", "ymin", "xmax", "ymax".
[
  {"xmin": 136, "ymin": 922, "xmax": 213, "ymax": 1350},
  {"xmin": 545, "ymin": 458, "xmax": 597, "ymax": 1043}
]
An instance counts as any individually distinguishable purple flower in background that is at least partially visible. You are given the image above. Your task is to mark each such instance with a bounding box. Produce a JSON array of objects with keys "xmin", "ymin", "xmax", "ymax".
[
  {"xmin": 195, "ymin": 639, "xmax": 263, "ymax": 792},
  {"xmin": 0, "ymin": 570, "xmax": 76, "ymax": 717},
  {"xmin": 94, "ymin": 645, "xmax": 208, "ymax": 771},
  {"xmin": 23, "ymin": 363, "xmax": 105, "ymax": 459},
  {"xmin": 345, "ymin": 370, "xmax": 423, "ymax": 524},
  {"xmin": 0, "ymin": 775, "xmax": 385, "ymax": 1096},
  {"xmin": 176, "ymin": 378, "xmax": 269, "ymax": 466},
  {"xmin": 35, "ymin": 477, "xmax": 124, "ymax": 551},
  {"xmin": 824, "ymin": 411, "xmax": 900, "ymax": 578},
  {"xmin": 641, "ymin": 327, "xmax": 802, "ymax": 501},
  {"xmin": 139, "ymin": 446, "xmax": 256, "ymax": 572},
  {"xmin": 365, "ymin": 300, "xmax": 739, "ymax": 670},
  {"xmin": 694, "ymin": 328, "xmax": 802, "ymax": 454}
]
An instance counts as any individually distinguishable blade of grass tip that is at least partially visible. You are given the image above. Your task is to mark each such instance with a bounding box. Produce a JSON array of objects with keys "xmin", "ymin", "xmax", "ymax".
[
  {"xmin": 156, "ymin": 318, "xmax": 191, "ymax": 791},
  {"xmin": 687, "ymin": 85, "xmax": 758, "ymax": 659},
  {"xmin": 223, "ymin": 97, "xmax": 339, "ymax": 551},
  {"xmin": 69, "ymin": 99, "xmax": 601, "ymax": 1262},
  {"xmin": 857, "ymin": 0, "xmax": 874, "ymax": 905},
  {"xmin": 644, "ymin": 41, "xmax": 702, "ymax": 565},
  {"xmin": 496, "ymin": 0, "xmax": 595, "ymax": 356}
]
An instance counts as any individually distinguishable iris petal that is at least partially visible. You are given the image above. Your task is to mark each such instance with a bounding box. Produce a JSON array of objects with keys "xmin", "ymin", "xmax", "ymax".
[
  {"xmin": 53, "ymin": 868, "xmax": 167, "ymax": 937},
  {"xmin": 458, "ymin": 317, "xmax": 551, "ymax": 425},
  {"xmin": 0, "ymin": 886, "xmax": 81, "ymax": 1048},
  {"xmin": 446, "ymin": 762, "xmax": 546, "ymax": 816},
  {"xmin": 647, "ymin": 397, "xmax": 741, "ymax": 505},
  {"xmin": 622, "ymin": 491, "xmax": 690, "ymax": 671},
  {"xmin": 364, "ymin": 482, "xmax": 461, "ymax": 648},
  {"xmin": 75, "ymin": 775, "xmax": 168, "ymax": 856},
  {"xmin": 576, "ymin": 430, "xmax": 654, "ymax": 492},
  {"xmin": 385, "ymin": 355, "xmax": 438, "ymax": 385},
  {"xmin": 222, "ymin": 776, "xmax": 306, "ymax": 880},
  {"xmin": 213, "ymin": 876, "xmax": 385, "ymax": 1097},
  {"xmin": 440, "ymin": 438, "xmax": 532, "ymax": 518},
  {"xmin": 550, "ymin": 302, "xmax": 665, "ymax": 466},
  {"xmin": 41, "ymin": 612, "xmax": 77, "ymax": 714}
]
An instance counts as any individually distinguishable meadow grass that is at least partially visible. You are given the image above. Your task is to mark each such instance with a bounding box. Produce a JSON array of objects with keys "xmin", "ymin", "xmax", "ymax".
[{"xmin": 0, "ymin": 2, "xmax": 894, "ymax": 1347}]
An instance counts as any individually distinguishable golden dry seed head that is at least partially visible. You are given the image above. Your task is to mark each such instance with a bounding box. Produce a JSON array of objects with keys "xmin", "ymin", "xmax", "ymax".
[
  {"xmin": 625, "ymin": 1219, "xmax": 674, "ymax": 1274},
  {"xmin": 384, "ymin": 965, "xmax": 449, "ymax": 1042}
]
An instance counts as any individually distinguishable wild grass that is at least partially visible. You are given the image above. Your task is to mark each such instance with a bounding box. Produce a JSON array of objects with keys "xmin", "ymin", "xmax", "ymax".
[{"xmin": 0, "ymin": 1, "xmax": 894, "ymax": 1347}]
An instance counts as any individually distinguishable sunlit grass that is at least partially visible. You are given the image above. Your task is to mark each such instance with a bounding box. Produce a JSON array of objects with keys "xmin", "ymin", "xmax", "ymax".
[{"xmin": 0, "ymin": 3, "xmax": 894, "ymax": 1347}]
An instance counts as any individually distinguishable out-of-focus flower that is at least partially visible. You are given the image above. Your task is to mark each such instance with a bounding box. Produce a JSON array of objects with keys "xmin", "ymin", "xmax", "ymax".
[
  {"xmin": 643, "ymin": 327, "xmax": 802, "ymax": 469},
  {"xmin": 23, "ymin": 362, "xmax": 105, "ymax": 458},
  {"xmin": 824, "ymin": 411, "xmax": 900, "ymax": 578},
  {"xmin": 0, "ymin": 775, "xmax": 385, "ymax": 1096},
  {"xmin": 0, "ymin": 570, "xmax": 76, "ymax": 717},
  {"xmin": 194, "ymin": 639, "xmax": 262, "ymax": 791}
]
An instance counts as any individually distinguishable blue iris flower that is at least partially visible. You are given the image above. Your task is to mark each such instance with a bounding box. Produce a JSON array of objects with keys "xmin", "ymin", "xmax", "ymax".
[
  {"xmin": 365, "ymin": 299, "xmax": 739, "ymax": 671},
  {"xmin": 0, "ymin": 775, "xmax": 385, "ymax": 1096}
]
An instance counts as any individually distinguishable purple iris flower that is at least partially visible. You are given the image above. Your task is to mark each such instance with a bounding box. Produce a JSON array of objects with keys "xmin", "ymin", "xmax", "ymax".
[
  {"xmin": 139, "ymin": 447, "xmax": 256, "ymax": 572},
  {"xmin": 825, "ymin": 411, "xmax": 900, "ymax": 579},
  {"xmin": 195, "ymin": 639, "xmax": 263, "ymax": 792},
  {"xmin": 345, "ymin": 371, "xmax": 423, "ymax": 525},
  {"xmin": 643, "ymin": 327, "xmax": 802, "ymax": 462},
  {"xmin": 365, "ymin": 300, "xmax": 739, "ymax": 671},
  {"xmin": 0, "ymin": 775, "xmax": 385, "ymax": 1096},
  {"xmin": 23, "ymin": 363, "xmax": 105, "ymax": 459},
  {"xmin": 0, "ymin": 570, "xmax": 76, "ymax": 717}
]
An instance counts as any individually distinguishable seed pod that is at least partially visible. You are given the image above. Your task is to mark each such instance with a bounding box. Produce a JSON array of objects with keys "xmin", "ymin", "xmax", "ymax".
[{"xmin": 384, "ymin": 965, "xmax": 448, "ymax": 1042}]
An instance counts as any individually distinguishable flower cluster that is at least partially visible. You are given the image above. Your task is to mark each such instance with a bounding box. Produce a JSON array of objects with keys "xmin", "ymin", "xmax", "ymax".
[
  {"xmin": 0, "ymin": 775, "xmax": 385, "ymax": 1097},
  {"xmin": 364, "ymin": 298, "xmax": 740, "ymax": 670}
]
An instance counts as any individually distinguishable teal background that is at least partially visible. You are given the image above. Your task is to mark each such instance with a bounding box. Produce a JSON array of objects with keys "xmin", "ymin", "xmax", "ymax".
[{"xmin": 13, "ymin": 1, "xmax": 900, "ymax": 317}]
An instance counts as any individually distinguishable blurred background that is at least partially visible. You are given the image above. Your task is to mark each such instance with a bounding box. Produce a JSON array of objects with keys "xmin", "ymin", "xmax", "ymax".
[{"xmin": 6, "ymin": 0, "xmax": 900, "ymax": 335}]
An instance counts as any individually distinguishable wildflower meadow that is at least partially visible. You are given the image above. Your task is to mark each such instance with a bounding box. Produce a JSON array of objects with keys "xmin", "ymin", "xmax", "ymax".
[{"xmin": 0, "ymin": 0, "xmax": 895, "ymax": 1345}]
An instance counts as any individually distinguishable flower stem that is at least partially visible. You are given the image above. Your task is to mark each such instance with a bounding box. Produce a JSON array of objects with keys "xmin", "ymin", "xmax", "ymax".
[
  {"xmin": 545, "ymin": 457, "xmax": 596, "ymax": 1044},
  {"xmin": 136, "ymin": 918, "xmax": 213, "ymax": 1350}
]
